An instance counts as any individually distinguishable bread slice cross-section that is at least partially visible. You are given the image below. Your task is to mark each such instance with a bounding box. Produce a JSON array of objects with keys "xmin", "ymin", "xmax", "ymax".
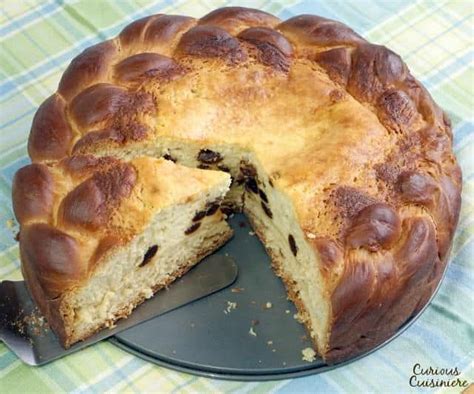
[{"xmin": 13, "ymin": 155, "xmax": 232, "ymax": 347}]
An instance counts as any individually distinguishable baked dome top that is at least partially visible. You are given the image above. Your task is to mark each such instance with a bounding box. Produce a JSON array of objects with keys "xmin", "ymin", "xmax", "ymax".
[{"xmin": 18, "ymin": 7, "xmax": 461, "ymax": 362}]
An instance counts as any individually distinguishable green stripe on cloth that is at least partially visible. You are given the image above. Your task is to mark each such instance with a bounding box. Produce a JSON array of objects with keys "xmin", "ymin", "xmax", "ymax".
[{"xmin": 0, "ymin": 1, "xmax": 472, "ymax": 393}]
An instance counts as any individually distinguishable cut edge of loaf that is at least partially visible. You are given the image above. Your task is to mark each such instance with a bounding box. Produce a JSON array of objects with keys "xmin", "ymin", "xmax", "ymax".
[{"xmin": 240, "ymin": 157, "xmax": 331, "ymax": 355}]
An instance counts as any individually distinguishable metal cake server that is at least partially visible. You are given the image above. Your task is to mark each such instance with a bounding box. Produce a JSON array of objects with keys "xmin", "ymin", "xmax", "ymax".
[{"xmin": 0, "ymin": 255, "xmax": 238, "ymax": 366}]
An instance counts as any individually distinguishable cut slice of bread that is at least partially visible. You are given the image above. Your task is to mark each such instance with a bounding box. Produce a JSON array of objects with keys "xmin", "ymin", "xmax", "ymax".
[{"xmin": 14, "ymin": 155, "xmax": 232, "ymax": 347}]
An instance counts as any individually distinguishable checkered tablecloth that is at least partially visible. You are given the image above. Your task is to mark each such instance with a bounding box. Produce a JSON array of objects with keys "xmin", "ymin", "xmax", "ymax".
[{"xmin": 0, "ymin": 1, "xmax": 472, "ymax": 392}]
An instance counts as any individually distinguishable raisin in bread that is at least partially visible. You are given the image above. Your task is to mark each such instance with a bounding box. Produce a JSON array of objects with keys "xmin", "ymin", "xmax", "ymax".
[
  {"xmin": 13, "ymin": 156, "xmax": 232, "ymax": 347},
  {"xmin": 14, "ymin": 7, "xmax": 461, "ymax": 362}
]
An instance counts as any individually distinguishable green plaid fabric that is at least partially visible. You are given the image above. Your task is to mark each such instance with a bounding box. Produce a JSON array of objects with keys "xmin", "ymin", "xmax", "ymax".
[{"xmin": 0, "ymin": 1, "xmax": 472, "ymax": 392}]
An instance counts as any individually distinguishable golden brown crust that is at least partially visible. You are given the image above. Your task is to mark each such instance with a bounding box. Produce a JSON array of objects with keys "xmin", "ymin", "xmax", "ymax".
[
  {"xmin": 345, "ymin": 203, "xmax": 401, "ymax": 252},
  {"xmin": 199, "ymin": 7, "xmax": 279, "ymax": 34},
  {"xmin": 114, "ymin": 53, "xmax": 183, "ymax": 87},
  {"xmin": 58, "ymin": 162, "xmax": 137, "ymax": 231},
  {"xmin": 12, "ymin": 163, "xmax": 54, "ymax": 224},
  {"xmin": 327, "ymin": 215, "xmax": 441, "ymax": 362},
  {"xmin": 277, "ymin": 14, "xmax": 365, "ymax": 47},
  {"xmin": 118, "ymin": 15, "xmax": 161, "ymax": 48},
  {"xmin": 69, "ymin": 83, "xmax": 156, "ymax": 131},
  {"xmin": 28, "ymin": 94, "xmax": 73, "ymax": 162},
  {"xmin": 20, "ymin": 223, "xmax": 84, "ymax": 298},
  {"xmin": 143, "ymin": 15, "xmax": 196, "ymax": 49},
  {"xmin": 58, "ymin": 40, "xmax": 119, "ymax": 101},
  {"xmin": 238, "ymin": 27, "xmax": 293, "ymax": 72},
  {"xmin": 14, "ymin": 7, "xmax": 461, "ymax": 362},
  {"xmin": 177, "ymin": 25, "xmax": 246, "ymax": 64},
  {"xmin": 20, "ymin": 259, "xmax": 70, "ymax": 346}
]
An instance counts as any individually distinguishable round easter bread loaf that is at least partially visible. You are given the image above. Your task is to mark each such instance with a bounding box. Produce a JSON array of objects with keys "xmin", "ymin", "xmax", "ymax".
[{"xmin": 13, "ymin": 7, "xmax": 461, "ymax": 363}]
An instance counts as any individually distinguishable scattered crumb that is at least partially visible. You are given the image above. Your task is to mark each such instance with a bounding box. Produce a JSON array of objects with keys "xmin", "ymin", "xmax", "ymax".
[
  {"xmin": 12, "ymin": 307, "xmax": 49, "ymax": 337},
  {"xmin": 6, "ymin": 219, "xmax": 15, "ymax": 229},
  {"xmin": 224, "ymin": 253, "xmax": 229, "ymax": 257},
  {"xmin": 301, "ymin": 347, "xmax": 317, "ymax": 362},
  {"xmin": 190, "ymin": 323, "xmax": 195, "ymax": 328},
  {"xmin": 272, "ymin": 349, "xmax": 276, "ymax": 353},
  {"xmin": 239, "ymin": 221, "xmax": 246, "ymax": 228},
  {"xmin": 24, "ymin": 314, "xmax": 48, "ymax": 336},
  {"xmin": 224, "ymin": 301, "xmax": 237, "ymax": 314},
  {"xmin": 283, "ymin": 362, "xmax": 287, "ymax": 366},
  {"xmin": 267, "ymin": 340, "xmax": 273, "ymax": 346},
  {"xmin": 285, "ymin": 309, "xmax": 290, "ymax": 314},
  {"xmin": 306, "ymin": 232, "xmax": 316, "ymax": 239},
  {"xmin": 249, "ymin": 327, "xmax": 257, "ymax": 337},
  {"xmin": 251, "ymin": 301, "xmax": 256, "ymax": 305},
  {"xmin": 300, "ymin": 334, "xmax": 308, "ymax": 341},
  {"xmin": 172, "ymin": 350, "xmax": 176, "ymax": 355},
  {"xmin": 105, "ymin": 321, "xmax": 117, "ymax": 329},
  {"xmin": 248, "ymin": 231, "xmax": 255, "ymax": 236},
  {"xmin": 258, "ymin": 360, "xmax": 262, "ymax": 364},
  {"xmin": 231, "ymin": 287, "xmax": 244, "ymax": 293},
  {"xmin": 293, "ymin": 313, "xmax": 303, "ymax": 322},
  {"xmin": 265, "ymin": 302, "xmax": 272, "ymax": 309},
  {"xmin": 251, "ymin": 319, "xmax": 259, "ymax": 326}
]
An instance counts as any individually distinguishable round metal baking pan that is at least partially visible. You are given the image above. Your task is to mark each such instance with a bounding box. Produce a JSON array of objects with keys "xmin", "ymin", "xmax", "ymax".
[{"xmin": 110, "ymin": 213, "xmax": 448, "ymax": 381}]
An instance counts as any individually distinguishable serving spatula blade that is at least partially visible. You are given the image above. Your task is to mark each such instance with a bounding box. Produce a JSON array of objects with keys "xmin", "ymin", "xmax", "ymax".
[{"xmin": 0, "ymin": 255, "xmax": 238, "ymax": 366}]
